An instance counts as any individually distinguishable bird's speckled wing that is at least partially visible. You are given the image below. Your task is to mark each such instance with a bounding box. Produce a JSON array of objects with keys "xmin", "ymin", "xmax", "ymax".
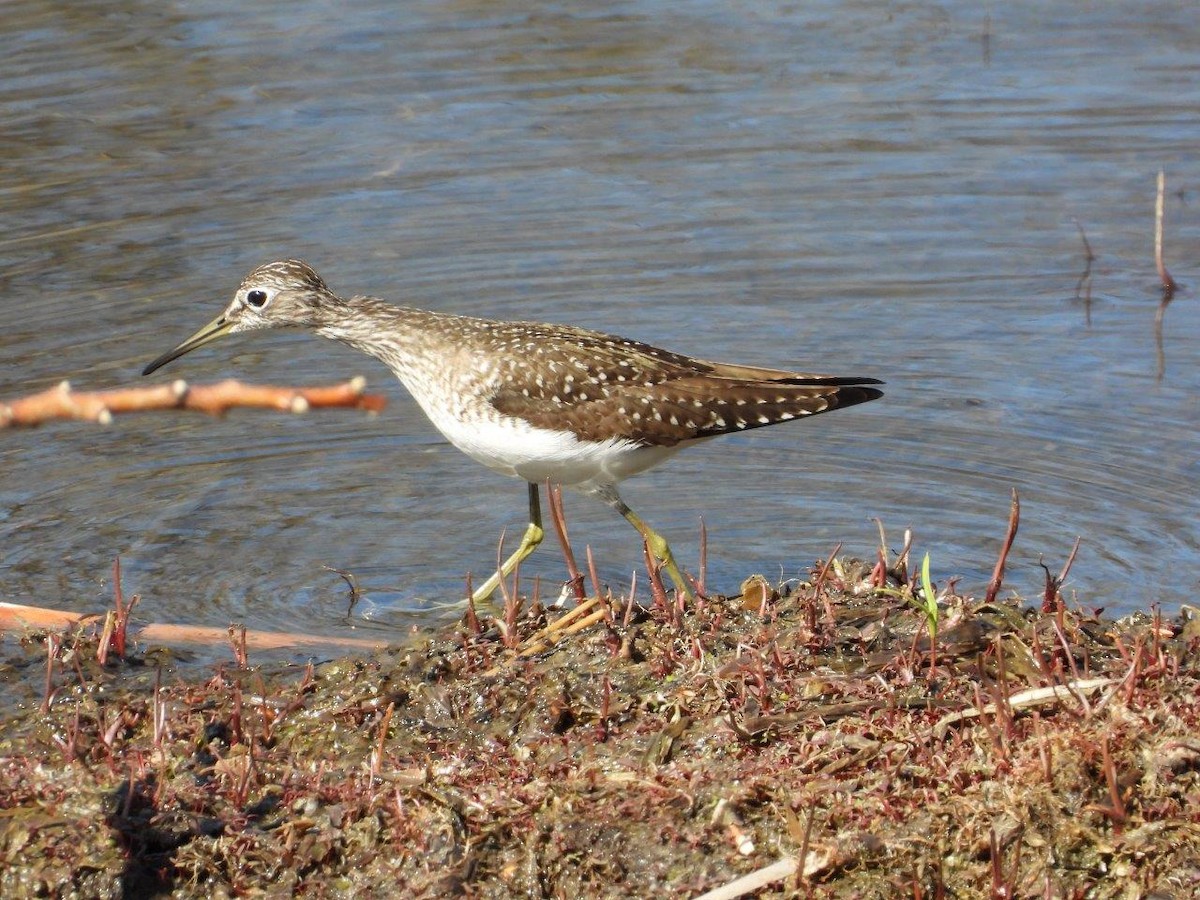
[{"xmin": 482, "ymin": 322, "xmax": 882, "ymax": 445}]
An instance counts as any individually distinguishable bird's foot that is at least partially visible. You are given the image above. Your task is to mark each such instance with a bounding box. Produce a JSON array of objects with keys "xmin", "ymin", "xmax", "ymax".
[
  {"xmin": 644, "ymin": 532, "xmax": 696, "ymax": 601},
  {"xmin": 470, "ymin": 521, "xmax": 545, "ymax": 605}
]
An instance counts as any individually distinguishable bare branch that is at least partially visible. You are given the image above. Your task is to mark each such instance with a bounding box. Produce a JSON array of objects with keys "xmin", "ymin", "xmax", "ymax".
[
  {"xmin": 1155, "ymin": 169, "xmax": 1177, "ymax": 299},
  {"xmin": 0, "ymin": 378, "xmax": 386, "ymax": 428}
]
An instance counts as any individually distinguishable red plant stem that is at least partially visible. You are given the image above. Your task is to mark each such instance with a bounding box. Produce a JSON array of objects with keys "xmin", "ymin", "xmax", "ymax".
[{"xmin": 985, "ymin": 489, "xmax": 1020, "ymax": 605}]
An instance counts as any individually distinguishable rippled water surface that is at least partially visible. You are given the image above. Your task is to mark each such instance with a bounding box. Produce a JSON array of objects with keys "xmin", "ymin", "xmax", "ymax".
[{"xmin": 3, "ymin": 1, "xmax": 1198, "ymax": 661}]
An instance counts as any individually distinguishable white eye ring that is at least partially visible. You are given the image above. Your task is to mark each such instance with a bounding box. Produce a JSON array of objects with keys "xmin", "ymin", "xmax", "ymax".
[{"xmin": 246, "ymin": 289, "xmax": 269, "ymax": 308}]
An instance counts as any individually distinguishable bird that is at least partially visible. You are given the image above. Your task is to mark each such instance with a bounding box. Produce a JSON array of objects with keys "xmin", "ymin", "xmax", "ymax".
[{"xmin": 143, "ymin": 259, "xmax": 882, "ymax": 602}]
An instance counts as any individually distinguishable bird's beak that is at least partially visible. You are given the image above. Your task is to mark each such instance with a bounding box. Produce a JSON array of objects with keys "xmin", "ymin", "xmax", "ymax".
[{"xmin": 142, "ymin": 313, "xmax": 233, "ymax": 376}]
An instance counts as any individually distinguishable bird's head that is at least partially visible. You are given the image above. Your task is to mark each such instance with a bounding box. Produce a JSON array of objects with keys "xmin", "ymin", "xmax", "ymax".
[{"xmin": 142, "ymin": 259, "xmax": 338, "ymax": 375}]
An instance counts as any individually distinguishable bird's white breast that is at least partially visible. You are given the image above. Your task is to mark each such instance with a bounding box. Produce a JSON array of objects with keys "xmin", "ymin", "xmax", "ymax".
[{"xmin": 412, "ymin": 390, "xmax": 678, "ymax": 491}]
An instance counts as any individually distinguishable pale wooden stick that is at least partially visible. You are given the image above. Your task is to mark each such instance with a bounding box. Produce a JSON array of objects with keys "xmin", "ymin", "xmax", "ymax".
[
  {"xmin": 693, "ymin": 857, "xmax": 799, "ymax": 900},
  {"xmin": 0, "ymin": 601, "xmax": 389, "ymax": 651},
  {"xmin": 933, "ymin": 677, "xmax": 1113, "ymax": 739},
  {"xmin": 1155, "ymin": 169, "xmax": 1176, "ymax": 295},
  {"xmin": 518, "ymin": 608, "xmax": 607, "ymax": 656}
]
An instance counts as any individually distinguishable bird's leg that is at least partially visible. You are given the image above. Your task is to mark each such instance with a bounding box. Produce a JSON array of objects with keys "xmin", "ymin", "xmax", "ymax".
[
  {"xmin": 623, "ymin": 506, "xmax": 693, "ymax": 600},
  {"xmin": 594, "ymin": 486, "xmax": 694, "ymax": 600},
  {"xmin": 471, "ymin": 482, "xmax": 545, "ymax": 604}
]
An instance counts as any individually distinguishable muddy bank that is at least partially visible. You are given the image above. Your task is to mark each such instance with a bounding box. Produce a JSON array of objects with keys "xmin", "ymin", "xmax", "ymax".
[{"xmin": 2, "ymin": 558, "xmax": 1198, "ymax": 898}]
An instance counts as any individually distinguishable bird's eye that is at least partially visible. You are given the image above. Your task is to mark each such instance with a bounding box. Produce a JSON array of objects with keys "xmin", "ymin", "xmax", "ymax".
[{"xmin": 246, "ymin": 289, "xmax": 268, "ymax": 308}]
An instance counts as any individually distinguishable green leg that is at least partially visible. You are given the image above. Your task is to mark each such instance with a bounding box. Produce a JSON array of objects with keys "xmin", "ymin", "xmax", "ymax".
[
  {"xmin": 471, "ymin": 482, "xmax": 544, "ymax": 604},
  {"xmin": 594, "ymin": 485, "xmax": 694, "ymax": 599}
]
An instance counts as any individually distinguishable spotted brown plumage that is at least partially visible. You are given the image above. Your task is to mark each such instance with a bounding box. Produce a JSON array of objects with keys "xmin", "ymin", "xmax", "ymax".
[{"xmin": 143, "ymin": 258, "xmax": 883, "ymax": 602}]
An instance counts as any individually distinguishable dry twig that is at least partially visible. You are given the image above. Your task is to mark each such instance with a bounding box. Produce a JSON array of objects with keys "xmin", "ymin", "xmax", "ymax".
[
  {"xmin": 1155, "ymin": 169, "xmax": 1177, "ymax": 299},
  {"xmin": 1154, "ymin": 171, "xmax": 1178, "ymax": 381},
  {"xmin": 933, "ymin": 677, "xmax": 1113, "ymax": 740},
  {"xmin": 985, "ymin": 489, "xmax": 1019, "ymax": 605},
  {"xmin": 694, "ymin": 857, "xmax": 799, "ymax": 900},
  {"xmin": 0, "ymin": 377, "xmax": 386, "ymax": 428},
  {"xmin": 0, "ymin": 601, "xmax": 389, "ymax": 651}
]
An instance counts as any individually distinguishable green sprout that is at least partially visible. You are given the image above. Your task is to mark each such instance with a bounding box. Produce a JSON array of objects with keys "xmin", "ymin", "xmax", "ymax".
[{"xmin": 915, "ymin": 551, "xmax": 938, "ymax": 644}]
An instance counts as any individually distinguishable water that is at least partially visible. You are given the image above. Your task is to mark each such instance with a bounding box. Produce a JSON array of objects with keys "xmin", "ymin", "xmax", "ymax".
[{"xmin": 2, "ymin": 1, "xmax": 1198, "ymax": 660}]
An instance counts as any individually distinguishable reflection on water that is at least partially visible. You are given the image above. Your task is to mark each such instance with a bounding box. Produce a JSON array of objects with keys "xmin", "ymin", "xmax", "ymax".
[{"xmin": 1, "ymin": 1, "xmax": 1198, "ymax": 660}]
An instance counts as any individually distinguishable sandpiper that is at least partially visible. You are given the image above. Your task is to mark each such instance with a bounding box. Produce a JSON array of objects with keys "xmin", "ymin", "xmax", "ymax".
[{"xmin": 143, "ymin": 259, "xmax": 882, "ymax": 600}]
